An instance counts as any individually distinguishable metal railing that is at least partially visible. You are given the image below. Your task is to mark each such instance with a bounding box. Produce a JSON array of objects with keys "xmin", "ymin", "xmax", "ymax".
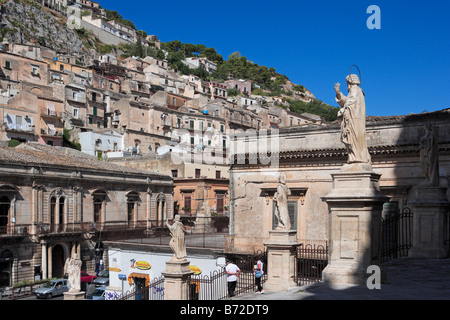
[
  {"xmin": 118, "ymin": 251, "xmax": 267, "ymax": 301},
  {"xmin": 187, "ymin": 250, "xmax": 268, "ymax": 300},
  {"xmin": 188, "ymin": 269, "xmax": 228, "ymax": 300},
  {"xmin": 119, "ymin": 275, "xmax": 165, "ymax": 300},
  {"xmin": 381, "ymin": 207, "xmax": 413, "ymax": 263},
  {"xmin": 0, "ymin": 282, "xmax": 47, "ymax": 300},
  {"xmin": 294, "ymin": 240, "xmax": 328, "ymax": 286}
]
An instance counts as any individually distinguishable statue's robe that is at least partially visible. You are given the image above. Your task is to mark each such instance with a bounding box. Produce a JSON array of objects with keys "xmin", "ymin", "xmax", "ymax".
[
  {"xmin": 168, "ymin": 221, "xmax": 187, "ymax": 260},
  {"xmin": 274, "ymin": 183, "xmax": 291, "ymax": 229},
  {"xmin": 336, "ymin": 85, "xmax": 371, "ymax": 164}
]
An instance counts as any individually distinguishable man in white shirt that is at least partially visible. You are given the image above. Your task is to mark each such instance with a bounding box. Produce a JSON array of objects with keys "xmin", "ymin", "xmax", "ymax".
[{"xmin": 226, "ymin": 260, "xmax": 240, "ymax": 297}]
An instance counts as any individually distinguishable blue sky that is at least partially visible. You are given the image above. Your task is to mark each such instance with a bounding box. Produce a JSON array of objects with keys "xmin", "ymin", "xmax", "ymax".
[{"xmin": 97, "ymin": 0, "xmax": 449, "ymax": 117}]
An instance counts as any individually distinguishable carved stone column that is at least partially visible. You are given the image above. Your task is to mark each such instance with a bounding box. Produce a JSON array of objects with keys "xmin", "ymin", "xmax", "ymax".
[
  {"xmin": 41, "ymin": 241, "xmax": 47, "ymax": 279},
  {"xmin": 321, "ymin": 167, "xmax": 388, "ymax": 285},
  {"xmin": 146, "ymin": 188, "xmax": 152, "ymax": 230}
]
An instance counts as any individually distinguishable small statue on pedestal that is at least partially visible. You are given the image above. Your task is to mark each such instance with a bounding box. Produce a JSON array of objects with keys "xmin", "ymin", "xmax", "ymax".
[{"xmin": 273, "ymin": 174, "xmax": 291, "ymax": 230}]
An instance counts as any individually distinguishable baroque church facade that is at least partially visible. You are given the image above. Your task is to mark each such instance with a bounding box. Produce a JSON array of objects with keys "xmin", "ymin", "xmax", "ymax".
[
  {"xmin": 228, "ymin": 109, "xmax": 450, "ymax": 254},
  {"xmin": 0, "ymin": 143, "xmax": 173, "ymax": 287}
]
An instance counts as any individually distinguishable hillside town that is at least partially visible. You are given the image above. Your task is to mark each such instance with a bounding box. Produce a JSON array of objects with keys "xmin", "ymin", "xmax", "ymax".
[
  {"xmin": 0, "ymin": 0, "xmax": 327, "ymax": 298},
  {"xmin": 1, "ymin": 0, "xmax": 449, "ymax": 303}
]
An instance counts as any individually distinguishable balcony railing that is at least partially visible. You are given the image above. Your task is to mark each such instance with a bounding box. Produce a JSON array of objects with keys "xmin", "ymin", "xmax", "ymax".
[
  {"xmin": 40, "ymin": 110, "xmax": 62, "ymax": 118},
  {"xmin": 0, "ymin": 221, "xmax": 159, "ymax": 237},
  {"xmin": 40, "ymin": 128, "xmax": 63, "ymax": 137},
  {"xmin": 67, "ymin": 95, "xmax": 86, "ymax": 104},
  {"xmin": 4, "ymin": 123, "xmax": 35, "ymax": 133}
]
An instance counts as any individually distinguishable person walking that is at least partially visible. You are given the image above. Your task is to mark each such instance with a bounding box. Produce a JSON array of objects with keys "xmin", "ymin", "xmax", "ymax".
[
  {"xmin": 226, "ymin": 260, "xmax": 240, "ymax": 297},
  {"xmin": 254, "ymin": 259, "xmax": 264, "ymax": 294}
]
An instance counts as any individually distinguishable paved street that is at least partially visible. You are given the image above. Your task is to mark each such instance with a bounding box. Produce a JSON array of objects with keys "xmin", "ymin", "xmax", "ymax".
[
  {"xmin": 232, "ymin": 257, "xmax": 450, "ymax": 300},
  {"xmin": 11, "ymin": 257, "xmax": 450, "ymax": 301}
]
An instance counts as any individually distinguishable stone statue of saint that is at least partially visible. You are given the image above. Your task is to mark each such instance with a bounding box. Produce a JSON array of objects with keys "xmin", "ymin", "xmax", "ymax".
[
  {"xmin": 166, "ymin": 215, "xmax": 191, "ymax": 261},
  {"xmin": 335, "ymin": 74, "xmax": 371, "ymax": 165},
  {"xmin": 420, "ymin": 123, "xmax": 440, "ymax": 186},
  {"xmin": 273, "ymin": 174, "xmax": 291, "ymax": 229},
  {"xmin": 64, "ymin": 252, "xmax": 82, "ymax": 293}
]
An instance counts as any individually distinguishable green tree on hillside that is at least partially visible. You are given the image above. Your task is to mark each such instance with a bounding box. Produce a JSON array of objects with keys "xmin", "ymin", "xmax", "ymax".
[
  {"xmin": 103, "ymin": 9, "xmax": 136, "ymax": 30},
  {"xmin": 160, "ymin": 40, "xmax": 338, "ymax": 120},
  {"xmin": 288, "ymin": 99, "xmax": 339, "ymax": 122}
]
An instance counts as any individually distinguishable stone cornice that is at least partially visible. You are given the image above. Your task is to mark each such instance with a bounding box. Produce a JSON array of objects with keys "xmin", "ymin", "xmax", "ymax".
[{"xmin": 232, "ymin": 143, "xmax": 450, "ymax": 168}]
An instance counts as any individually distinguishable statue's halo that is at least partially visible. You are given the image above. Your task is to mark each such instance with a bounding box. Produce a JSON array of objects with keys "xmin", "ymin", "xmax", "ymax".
[{"xmin": 348, "ymin": 64, "xmax": 362, "ymax": 85}]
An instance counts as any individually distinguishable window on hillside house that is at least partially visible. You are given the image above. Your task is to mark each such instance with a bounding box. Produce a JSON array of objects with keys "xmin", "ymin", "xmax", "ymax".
[
  {"xmin": 195, "ymin": 169, "xmax": 201, "ymax": 178},
  {"xmin": 31, "ymin": 66, "xmax": 39, "ymax": 75}
]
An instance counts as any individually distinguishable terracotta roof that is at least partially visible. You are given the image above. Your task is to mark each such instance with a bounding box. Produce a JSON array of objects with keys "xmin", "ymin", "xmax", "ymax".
[{"xmin": 0, "ymin": 143, "xmax": 170, "ymax": 178}]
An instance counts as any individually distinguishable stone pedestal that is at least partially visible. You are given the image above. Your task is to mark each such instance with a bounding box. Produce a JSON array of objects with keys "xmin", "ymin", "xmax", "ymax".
[
  {"xmin": 263, "ymin": 229, "xmax": 299, "ymax": 291},
  {"xmin": 409, "ymin": 185, "xmax": 449, "ymax": 258},
  {"xmin": 194, "ymin": 214, "xmax": 214, "ymax": 233},
  {"xmin": 162, "ymin": 259, "xmax": 194, "ymax": 300},
  {"xmin": 321, "ymin": 166, "xmax": 388, "ymax": 285},
  {"xmin": 63, "ymin": 291, "xmax": 85, "ymax": 300}
]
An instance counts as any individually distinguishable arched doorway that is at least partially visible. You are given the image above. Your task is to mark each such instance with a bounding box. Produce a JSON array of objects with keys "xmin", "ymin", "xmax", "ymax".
[
  {"xmin": 49, "ymin": 190, "xmax": 66, "ymax": 232},
  {"xmin": 92, "ymin": 189, "xmax": 107, "ymax": 229},
  {"xmin": 126, "ymin": 191, "xmax": 140, "ymax": 228},
  {"xmin": 51, "ymin": 244, "xmax": 65, "ymax": 278},
  {"xmin": 0, "ymin": 196, "xmax": 10, "ymax": 235},
  {"xmin": 93, "ymin": 197, "xmax": 102, "ymax": 226},
  {"xmin": 0, "ymin": 250, "xmax": 14, "ymax": 287},
  {"xmin": 156, "ymin": 195, "xmax": 166, "ymax": 227}
]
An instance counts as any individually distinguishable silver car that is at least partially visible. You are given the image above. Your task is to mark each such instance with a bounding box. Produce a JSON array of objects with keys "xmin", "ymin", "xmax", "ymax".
[
  {"xmin": 93, "ymin": 270, "xmax": 109, "ymax": 286},
  {"xmin": 35, "ymin": 279, "xmax": 69, "ymax": 299}
]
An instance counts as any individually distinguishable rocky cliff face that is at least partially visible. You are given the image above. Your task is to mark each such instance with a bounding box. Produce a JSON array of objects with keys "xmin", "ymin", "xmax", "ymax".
[{"xmin": 0, "ymin": 0, "xmax": 84, "ymax": 53}]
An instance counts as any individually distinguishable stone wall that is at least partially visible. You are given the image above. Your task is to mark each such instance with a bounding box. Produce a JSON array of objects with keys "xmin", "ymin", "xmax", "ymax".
[
  {"xmin": 229, "ymin": 110, "xmax": 450, "ymax": 253},
  {"xmin": 80, "ymin": 19, "xmax": 132, "ymax": 46}
]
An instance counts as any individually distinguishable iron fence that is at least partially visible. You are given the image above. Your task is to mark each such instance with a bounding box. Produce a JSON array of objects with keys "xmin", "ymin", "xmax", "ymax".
[
  {"xmin": 0, "ymin": 282, "xmax": 46, "ymax": 300},
  {"xmin": 294, "ymin": 240, "xmax": 328, "ymax": 286},
  {"xmin": 119, "ymin": 275, "xmax": 165, "ymax": 300},
  {"xmin": 187, "ymin": 250, "xmax": 267, "ymax": 300},
  {"xmin": 188, "ymin": 269, "xmax": 228, "ymax": 300},
  {"xmin": 381, "ymin": 207, "xmax": 413, "ymax": 263}
]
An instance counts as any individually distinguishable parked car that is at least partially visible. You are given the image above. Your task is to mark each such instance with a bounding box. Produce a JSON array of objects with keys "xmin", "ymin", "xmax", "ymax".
[
  {"xmin": 80, "ymin": 271, "xmax": 97, "ymax": 283},
  {"xmin": 64, "ymin": 271, "xmax": 97, "ymax": 283},
  {"xmin": 35, "ymin": 279, "xmax": 68, "ymax": 299},
  {"xmin": 93, "ymin": 269, "xmax": 109, "ymax": 286},
  {"xmin": 86, "ymin": 285, "xmax": 106, "ymax": 300}
]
